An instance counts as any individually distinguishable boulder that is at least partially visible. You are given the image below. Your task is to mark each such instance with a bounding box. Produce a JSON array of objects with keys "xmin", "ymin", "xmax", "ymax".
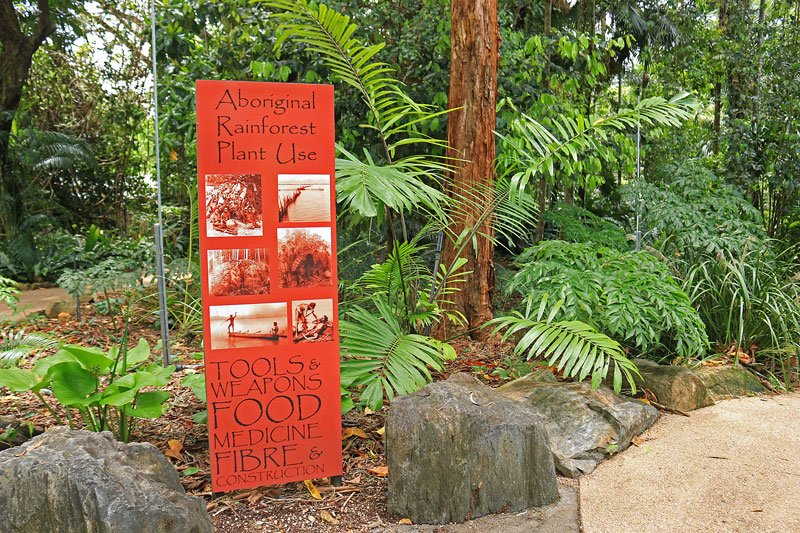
[
  {"xmin": 45, "ymin": 300, "xmax": 71, "ymax": 318},
  {"xmin": 500, "ymin": 381, "xmax": 660, "ymax": 477},
  {"xmin": 0, "ymin": 427, "xmax": 213, "ymax": 533},
  {"xmin": 630, "ymin": 359, "xmax": 714, "ymax": 412},
  {"xmin": 692, "ymin": 364, "xmax": 767, "ymax": 401},
  {"xmin": 387, "ymin": 373, "xmax": 558, "ymax": 524},
  {"xmin": 497, "ymin": 367, "xmax": 557, "ymax": 398}
]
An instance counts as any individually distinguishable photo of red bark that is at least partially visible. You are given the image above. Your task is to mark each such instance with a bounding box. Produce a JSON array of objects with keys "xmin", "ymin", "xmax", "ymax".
[
  {"xmin": 205, "ymin": 174, "xmax": 262, "ymax": 237},
  {"xmin": 291, "ymin": 299, "xmax": 335, "ymax": 344},
  {"xmin": 277, "ymin": 227, "xmax": 332, "ymax": 289},
  {"xmin": 207, "ymin": 248, "xmax": 270, "ymax": 296}
]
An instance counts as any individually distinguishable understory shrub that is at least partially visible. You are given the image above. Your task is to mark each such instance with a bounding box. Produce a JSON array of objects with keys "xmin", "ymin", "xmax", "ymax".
[
  {"xmin": 543, "ymin": 203, "xmax": 629, "ymax": 251},
  {"xmin": 624, "ymin": 161, "xmax": 767, "ymax": 266},
  {"xmin": 683, "ymin": 242, "xmax": 800, "ymax": 359},
  {"xmin": 507, "ymin": 240, "xmax": 709, "ymax": 362}
]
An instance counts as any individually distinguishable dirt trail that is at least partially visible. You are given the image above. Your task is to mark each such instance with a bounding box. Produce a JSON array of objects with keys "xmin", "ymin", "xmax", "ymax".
[
  {"xmin": 580, "ymin": 392, "xmax": 800, "ymax": 533},
  {"xmin": 0, "ymin": 287, "xmax": 72, "ymax": 319}
]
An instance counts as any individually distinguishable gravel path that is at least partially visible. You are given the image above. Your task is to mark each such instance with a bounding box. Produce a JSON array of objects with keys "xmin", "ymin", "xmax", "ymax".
[{"xmin": 580, "ymin": 392, "xmax": 800, "ymax": 533}]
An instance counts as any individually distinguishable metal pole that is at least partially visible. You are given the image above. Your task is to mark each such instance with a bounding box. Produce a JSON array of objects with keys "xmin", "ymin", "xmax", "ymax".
[
  {"xmin": 155, "ymin": 223, "xmax": 171, "ymax": 365},
  {"xmin": 635, "ymin": 86, "xmax": 642, "ymax": 251},
  {"xmin": 151, "ymin": 0, "xmax": 171, "ymax": 365},
  {"xmin": 424, "ymin": 230, "xmax": 445, "ymax": 337},
  {"xmin": 72, "ymin": 249, "xmax": 81, "ymax": 322}
]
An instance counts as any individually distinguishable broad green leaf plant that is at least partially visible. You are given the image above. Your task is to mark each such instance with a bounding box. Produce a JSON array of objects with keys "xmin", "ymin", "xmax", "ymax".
[{"xmin": 0, "ymin": 333, "xmax": 173, "ymax": 442}]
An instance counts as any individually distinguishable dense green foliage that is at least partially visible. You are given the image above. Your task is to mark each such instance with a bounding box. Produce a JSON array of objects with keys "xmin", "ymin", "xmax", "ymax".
[{"xmin": 507, "ymin": 240, "xmax": 709, "ymax": 362}]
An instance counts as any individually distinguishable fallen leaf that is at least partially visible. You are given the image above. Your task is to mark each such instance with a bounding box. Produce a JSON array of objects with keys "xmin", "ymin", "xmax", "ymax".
[
  {"xmin": 320, "ymin": 510, "xmax": 339, "ymax": 525},
  {"xmin": 57, "ymin": 312, "xmax": 70, "ymax": 321},
  {"xmin": 363, "ymin": 407, "xmax": 374, "ymax": 415},
  {"xmin": 206, "ymin": 502, "xmax": 216, "ymax": 512},
  {"xmin": 304, "ymin": 479, "xmax": 322, "ymax": 499},
  {"xmin": 164, "ymin": 439, "xmax": 184, "ymax": 461},
  {"xmin": 631, "ymin": 436, "xmax": 643, "ymax": 446},
  {"xmin": 374, "ymin": 426, "xmax": 385, "ymax": 436},
  {"xmin": 346, "ymin": 475, "xmax": 361, "ymax": 485},
  {"xmin": 13, "ymin": 438, "xmax": 44, "ymax": 457},
  {"xmin": 368, "ymin": 466, "xmax": 388, "ymax": 477},
  {"xmin": 342, "ymin": 427, "xmax": 368, "ymax": 440},
  {"xmin": 638, "ymin": 398, "xmax": 651, "ymax": 405},
  {"xmin": 399, "ymin": 518, "xmax": 412, "ymax": 525}
]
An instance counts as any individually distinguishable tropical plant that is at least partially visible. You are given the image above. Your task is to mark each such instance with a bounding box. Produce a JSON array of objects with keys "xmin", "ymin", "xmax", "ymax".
[
  {"xmin": 339, "ymin": 297, "xmax": 456, "ymax": 410},
  {"xmin": 0, "ymin": 327, "xmax": 58, "ymax": 368},
  {"xmin": 624, "ymin": 161, "xmax": 767, "ymax": 267},
  {"xmin": 486, "ymin": 297, "xmax": 640, "ymax": 394},
  {"xmin": 506, "ymin": 241, "xmax": 709, "ymax": 363},
  {"xmin": 683, "ymin": 242, "xmax": 800, "ymax": 360},
  {"xmin": 0, "ymin": 332, "xmax": 173, "ymax": 442},
  {"xmin": 543, "ymin": 203, "xmax": 629, "ymax": 251},
  {"xmin": 0, "ymin": 275, "xmax": 19, "ymax": 311}
]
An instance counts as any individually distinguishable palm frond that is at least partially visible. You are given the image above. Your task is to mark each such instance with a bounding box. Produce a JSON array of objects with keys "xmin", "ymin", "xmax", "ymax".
[
  {"xmin": 340, "ymin": 297, "xmax": 456, "ymax": 410},
  {"xmin": 0, "ymin": 328, "xmax": 59, "ymax": 368},
  {"xmin": 486, "ymin": 311, "xmax": 640, "ymax": 394}
]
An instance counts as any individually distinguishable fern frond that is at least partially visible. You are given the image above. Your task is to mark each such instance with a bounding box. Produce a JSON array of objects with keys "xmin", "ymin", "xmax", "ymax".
[
  {"xmin": 340, "ymin": 297, "xmax": 456, "ymax": 409},
  {"xmin": 487, "ymin": 312, "xmax": 640, "ymax": 393}
]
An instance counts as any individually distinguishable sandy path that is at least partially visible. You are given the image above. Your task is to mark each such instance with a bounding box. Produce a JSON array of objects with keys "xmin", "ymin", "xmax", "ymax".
[
  {"xmin": 580, "ymin": 392, "xmax": 800, "ymax": 533},
  {"xmin": 0, "ymin": 287, "xmax": 72, "ymax": 318}
]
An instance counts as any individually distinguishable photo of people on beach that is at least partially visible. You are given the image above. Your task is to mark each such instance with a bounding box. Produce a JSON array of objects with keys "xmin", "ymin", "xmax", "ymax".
[
  {"xmin": 207, "ymin": 248, "xmax": 270, "ymax": 296},
  {"xmin": 277, "ymin": 227, "xmax": 332, "ymax": 289},
  {"xmin": 209, "ymin": 303, "xmax": 288, "ymax": 350},
  {"xmin": 277, "ymin": 174, "xmax": 331, "ymax": 223},
  {"xmin": 205, "ymin": 174, "xmax": 262, "ymax": 237},
  {"xmin": 291, "ymin": 299, "xmax": 334, "ymax": 343}
]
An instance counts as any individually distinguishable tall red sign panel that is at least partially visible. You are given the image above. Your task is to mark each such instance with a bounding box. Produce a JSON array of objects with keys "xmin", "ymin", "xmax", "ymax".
[{"xmin": 196, "ymin": 80, "xmax": 341, "ymax": 492}]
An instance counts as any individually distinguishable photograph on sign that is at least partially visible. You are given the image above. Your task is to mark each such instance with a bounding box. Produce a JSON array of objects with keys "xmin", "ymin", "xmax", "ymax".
[
  {"xmin": 209, "ymin": 302, "xmax": 288, "ymax": 350},
  {"xmin": 277, "ymin": 227, "xmax": 332, "ymax": 289},
  {"xmin": 207, "ymin": 248, "xmax": 270, "ymax": 296},
  {"xmin": 291, "ymin": 299, "xmax": 334, "ymax": 343},
  {"xmin": 277, "ymin": 174, "xmax": 331, "ymax": 223},
  {"xmin": 205, "ymin": 173, "xmax": 263, "ymax": 237}
]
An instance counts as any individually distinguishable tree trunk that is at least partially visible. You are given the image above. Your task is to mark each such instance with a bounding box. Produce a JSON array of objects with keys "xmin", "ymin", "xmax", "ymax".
[
  {"xmin": 713, "ymin": 82, "xmax": 721, "ymax": 154},
  {"xmin": 0, "ymin": 0, "xmax": 53, "ymax": 141},
  {"xmin": 437, "ymin": 0, "xmax": 499, "ymax": 341}
]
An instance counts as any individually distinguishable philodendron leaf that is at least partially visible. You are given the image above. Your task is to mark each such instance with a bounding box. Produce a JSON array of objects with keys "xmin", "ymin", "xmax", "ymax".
[
  {"xmin": 181, "ymin": 374, "xmax": 207, "ymax": 403},
  {"xmin": 49, "ymin": 362, "xmax": 99, "ymax": 407},
  {"xmin": 191, "ymin": 409, "xmax": 208, "ymax": 425},
  {"xmin": 0, "ymin": 367, "xmax": 38, "ymax": 392},
  {"xmin": 123, "ymin": 391, "xmax": 170, "ymax": 418},
  {"xmin": 37, "ymin": 345, "xmax": 113, "ymax": 375},
  {"xmin": 124, "ymin": 339, "xmax": 151, "ymax": 369}
]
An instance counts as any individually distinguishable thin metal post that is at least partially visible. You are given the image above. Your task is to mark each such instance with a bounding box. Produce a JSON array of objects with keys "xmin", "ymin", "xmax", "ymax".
[
  {"xmin": 72, "ymin": 249, "xmax": 81, "ymax": 322},
  {"xmin": 154, "ymin": 223, "xmax": 171, "ymax": 365},
  {"xmin": 635, "ymin": 86, "xmax": 642, "ymax": 251},
  {"xmin": 424, "ymin": 230, "xmax": 445, "ymax": 337},
  {"xmin": 151, "ymin": 0, "xmax": 170, "ymax": 365}
]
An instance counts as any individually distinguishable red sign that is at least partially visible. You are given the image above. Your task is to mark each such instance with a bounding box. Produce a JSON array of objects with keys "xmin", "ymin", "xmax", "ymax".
[{"xmin": 196, "ymin": 80, "xmax": 341, "ymax": 492}]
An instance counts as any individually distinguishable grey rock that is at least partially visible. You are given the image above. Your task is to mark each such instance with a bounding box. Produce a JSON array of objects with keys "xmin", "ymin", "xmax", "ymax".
[
  {"xmin": 497, "ymin": 368, "xmax": 557, "ymax": 399},
  {"xmin": 631, "ymin": 359, "xmax": 714, "ymax": 411},
  {"xmin": 0, "ymin": 426, "xmax": 212, "ymax": 533},
  {"xmin": 387, "ymin": 373, "xmax": 558, "ymax": 524},
  {"xmin": 44, "ymin": 300, "xmax": 71, "ymax": 318},
  {"xmin": 501, "ymin": 382, "xmax": 660, "ymax": 477},
  {"xmin": 383, "ymin": 480, "xmax": 578, "ymax": 533},
  {"xmin": 692, "ymin": 364, "xmax": 767, "ymax": 401}
]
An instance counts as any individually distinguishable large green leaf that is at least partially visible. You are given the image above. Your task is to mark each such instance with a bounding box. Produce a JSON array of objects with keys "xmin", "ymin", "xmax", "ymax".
[
  {"xmin": 123, "ymin": 391, "xmax": 170, "ymax": 418},
  {"xmin": 0, "ymin": 367, "xmax": 39, "ymax": 391},
  {"xmin": 49, "ymin": 362, "xmax": 99, "ymax": 407}
]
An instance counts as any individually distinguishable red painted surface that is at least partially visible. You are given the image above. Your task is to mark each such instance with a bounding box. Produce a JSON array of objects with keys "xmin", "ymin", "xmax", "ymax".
[{"xmin": 196, "ymin": 80, "xmax": 341, "ymax": 492}]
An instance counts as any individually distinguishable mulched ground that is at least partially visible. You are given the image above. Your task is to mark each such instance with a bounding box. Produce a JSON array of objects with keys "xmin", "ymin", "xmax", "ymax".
[{"xmin": 0, "ymin": 301, "xmax": 524, "ymax": 532}]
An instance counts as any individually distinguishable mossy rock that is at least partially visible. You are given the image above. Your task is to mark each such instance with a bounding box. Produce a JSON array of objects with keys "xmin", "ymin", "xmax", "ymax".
[{"xmin": 691, "ymin": 365, "xmax": 767, "ymax": 401}]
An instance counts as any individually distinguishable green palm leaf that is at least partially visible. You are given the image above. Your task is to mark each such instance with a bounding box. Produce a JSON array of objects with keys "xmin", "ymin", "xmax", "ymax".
[
  {"xmin": 340, "ymin": 297, "xmax": 456, "ymax": 409},
  {"xmin": 0, "ymin": 328, "xmax": 58, "ymax": 368}
]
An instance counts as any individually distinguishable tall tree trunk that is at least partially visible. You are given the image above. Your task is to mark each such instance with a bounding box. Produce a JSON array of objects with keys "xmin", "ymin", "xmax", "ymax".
[
  {"xmin": 0, "ymin": 0, "xmax": 53, "ymax": 236},
  {"xmin": 438, "ymin": 0, "xmax": 499, "ymax": 340}
]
